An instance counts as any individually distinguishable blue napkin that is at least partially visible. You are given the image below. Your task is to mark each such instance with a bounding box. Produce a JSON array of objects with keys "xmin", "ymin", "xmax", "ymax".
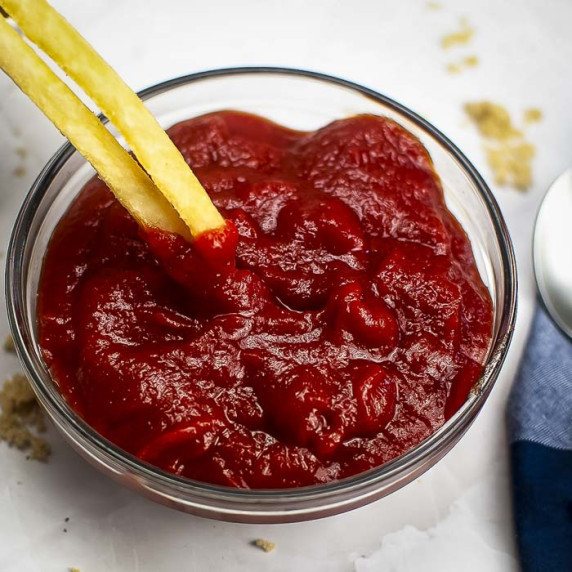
[{"xmin": 507, "ymin": 305, "xmax": 572, "ymax": 572}]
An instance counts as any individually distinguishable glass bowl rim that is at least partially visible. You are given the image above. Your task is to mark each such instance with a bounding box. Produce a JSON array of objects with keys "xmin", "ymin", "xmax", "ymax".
[{"xmin": 5, "ymin": 66, "xmax": 517, "ymax": 508}]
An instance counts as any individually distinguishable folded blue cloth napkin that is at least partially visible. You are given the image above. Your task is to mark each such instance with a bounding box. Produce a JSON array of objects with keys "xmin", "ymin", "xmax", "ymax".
[{"xmin": 507, "ymin": 305, "xmax": 572, "ymax": 572}]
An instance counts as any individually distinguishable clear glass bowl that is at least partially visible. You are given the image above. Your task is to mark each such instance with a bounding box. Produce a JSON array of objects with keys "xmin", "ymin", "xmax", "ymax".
[{"xmin": 6, "ymin": 68, "xmax": 517, "ymax": 523}]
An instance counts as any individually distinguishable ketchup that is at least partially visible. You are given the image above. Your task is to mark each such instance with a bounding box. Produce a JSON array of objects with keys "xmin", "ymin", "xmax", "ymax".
[{"xmin": 38, "ymin": 111, "xmax": 493, "ymax": 488}]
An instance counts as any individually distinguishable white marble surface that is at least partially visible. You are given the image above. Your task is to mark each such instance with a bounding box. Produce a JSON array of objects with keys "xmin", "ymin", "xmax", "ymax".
[{"xmin": 1, "ymin": 1, "xmax": 571, "ymax": 570}]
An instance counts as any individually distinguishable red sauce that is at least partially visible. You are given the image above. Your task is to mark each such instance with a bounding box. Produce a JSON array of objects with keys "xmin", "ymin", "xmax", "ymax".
[{"xmin": 38, "ymin": 111, "xmax": 493, "ymax": 488}]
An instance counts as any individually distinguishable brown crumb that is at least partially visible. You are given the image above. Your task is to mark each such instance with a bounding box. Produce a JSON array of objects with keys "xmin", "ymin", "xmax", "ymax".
[
  {"xmin": 446, "ymin": 62, "xmax": 461, "ymax": 74},
  {"xmin": 464, "ymin": 101, "xmax": 521, "ymax": 140},
  {"xmin": 13, "ymin": 166, "xmax": 26, "ymax": 178},
  {"xmin": 3, "ymin": 334, "xmax": 16, "ymax": 353},
  {"xmin": 253, "ymin": 538, "xmax": 275, "ymax": 553},
  {"xmin": 446, "ymin": 55, "xmax": 479, "ymax": 75},
  {"xmin": 15, "ymin": 146, "xmax": 27, "ymax": 159},
  {"xmin": 0, "ymin": 374, "xmax": 51, "ymax": 460},
  {"xmin": 464, "ymin": 100, "xmax": 538, "ymax": 190},
  {"xmin": 441, "ymin": 18, "xmax": 474, "ymax": 49},
  {"xmin": 464, "ymin": 55, "xmax": 479, "ymax": 67},
  {"xmin": 486, "ymin": 142, "xmax": 535, "ymax": 190},
  {"xmin": 426, "ymin": 1, "xmax": 441, "ymax": 9},
  {"xmin": 524, "ymin": 107, "xmax": 543, "ymax": 124}
]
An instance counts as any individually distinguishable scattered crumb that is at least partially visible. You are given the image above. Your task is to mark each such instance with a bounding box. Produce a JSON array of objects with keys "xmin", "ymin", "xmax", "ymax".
[
  {"xmin": 426, "ymin": 1, "xmax": 441, "ymax": 9},
  {"xmin": 65, "ymin": 517, "xmax": 70, "ymax": 523},
  {"xmin": 464, "ymin": 101, "xmax": 521, "ymax": 140},
  {"xmin": 464, "ymin": 55, "xmax": 478, "ymax": 67},
  {"xmin": 446, "ymin": 62, "xmax": 461, "ymax": 74},
  {"xmin": 13, "ymin": 166, "xmax": 26, "ymax": 178},
  {"xmin": 63, "ymin": 528, "xmax": 68, "ymax": 533},
  {"xmin": 446, "ymin": 55, "xmax": 479, "ymax": 74},
  {"xmin": 441, "ymin": 18, "xmax": 474, "ymax": 49},
  {"xmin": 0, "ymin": 373, "xmax": 51, "ymax": 460},
  {"xmin": 486, "ymin": 142, "xmax": 535, "ymax": 190},
  {"xmin": 253, "ymin": 538, "xmax": 276, "ymax": 553},
  {"xmin": 15, "ymin": 146, "xmax": 27, "ymax": 159},
  {"xmin": 464, "ymin": 100, "xmax": 541, "ymax": 190},
  {"xmin": 3, "ymin": 334, "xmax": 16, "ymax": 353},
  {"xmin": 524, "ymin": 107, "xmax": 543, "ymax": 124}
]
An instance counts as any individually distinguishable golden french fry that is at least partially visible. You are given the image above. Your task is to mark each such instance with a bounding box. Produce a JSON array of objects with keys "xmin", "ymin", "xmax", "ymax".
[
  {"xmin": 1, "ymin": 0, "xmax": 225, "ymax": 238},
  {"xmin": 0, "ymin": 16, "xmax": 188, "ymax": 238}
]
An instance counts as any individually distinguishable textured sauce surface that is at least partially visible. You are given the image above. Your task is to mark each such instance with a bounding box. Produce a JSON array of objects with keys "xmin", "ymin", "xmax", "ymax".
[{"xmin": 38, "ymin": 111, "xmax": 493, "ymax": 488}]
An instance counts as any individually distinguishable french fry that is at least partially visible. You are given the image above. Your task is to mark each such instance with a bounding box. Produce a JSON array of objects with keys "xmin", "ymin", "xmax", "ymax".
[
  {"xmin": 1, "ymin": 0, "xmax": 225, "ymax": 238},
  {"xmin": 0, "ymin": 16, "xmax": 189, "ymax": 238}
]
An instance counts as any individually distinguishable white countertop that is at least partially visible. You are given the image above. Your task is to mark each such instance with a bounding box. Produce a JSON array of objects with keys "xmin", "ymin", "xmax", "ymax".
[{"xmin": 1, "ymin": 1, "xmax": 571, "ymax": 570}]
